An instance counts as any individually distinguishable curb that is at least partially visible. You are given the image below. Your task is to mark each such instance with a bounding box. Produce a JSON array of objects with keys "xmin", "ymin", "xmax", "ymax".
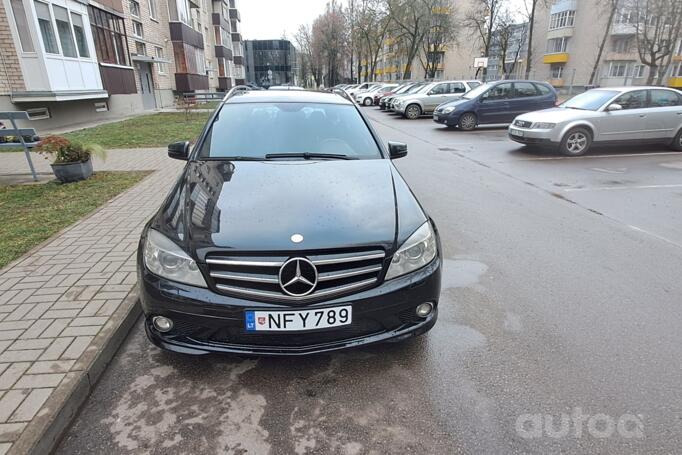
[{"xmin": 8, "ymin": 293, "xmax": 142, "ymax": 455}]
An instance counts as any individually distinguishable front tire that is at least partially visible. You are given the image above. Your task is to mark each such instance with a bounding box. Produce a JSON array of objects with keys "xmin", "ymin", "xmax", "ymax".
[
  {"xmin": 671, "ymin": 128, "xmax": 682, "ymax": 151},
  {"xmin": 404, "ymin": 104, "xmax": 422, "ymax": 120},
  {"xmin": 458, "ymin": 112, "xmax": 477, "ymax": 131},
  {"xmin": 560, "ymin": 127, "xmax": 592, "ymax": 156},
  {"xmin": 363, "ymin": 97, "xmax": 373, "ymax": 106}
]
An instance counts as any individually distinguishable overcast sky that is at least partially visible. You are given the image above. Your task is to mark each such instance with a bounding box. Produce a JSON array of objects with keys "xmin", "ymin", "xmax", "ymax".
[{"xmin": 240, "ymin": 0, "xmax": 530, "ymax": 43}]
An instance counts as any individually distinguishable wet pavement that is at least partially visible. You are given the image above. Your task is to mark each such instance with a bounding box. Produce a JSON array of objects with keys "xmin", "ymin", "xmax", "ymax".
[{"xmin": 57, "ymin": 108, "xmax": 682, "ymax": 454}]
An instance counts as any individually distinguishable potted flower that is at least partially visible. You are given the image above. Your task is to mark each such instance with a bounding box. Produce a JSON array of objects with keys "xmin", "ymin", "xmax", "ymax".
[{"xmin": 36, "ymin": 136, "xmax": 105, "ymax": 183}]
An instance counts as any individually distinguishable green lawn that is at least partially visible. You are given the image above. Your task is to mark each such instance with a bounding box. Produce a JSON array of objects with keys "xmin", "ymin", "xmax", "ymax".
[
  {"xmin": 0, "ymin": 171, "xmax": 150, "ymax": 269},
  {"xmin": 63, "ymin": 112, "xmax": 212, "ymax": 149}
]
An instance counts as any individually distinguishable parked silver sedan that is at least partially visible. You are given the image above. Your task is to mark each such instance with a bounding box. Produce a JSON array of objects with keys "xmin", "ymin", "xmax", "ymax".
[
  {"xmin": 508, "ymin": 86, "xmax": 682, "ymax": 156},
  {"xmin": 394, "ymin": 80, "xmax": 481, "ymax": 119}
]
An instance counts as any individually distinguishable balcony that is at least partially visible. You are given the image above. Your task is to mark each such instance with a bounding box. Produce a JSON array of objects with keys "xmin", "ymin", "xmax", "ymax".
[
  {"xmin": 233, "ymin": 55, "xmax": 243, "ymax": 65},
  {"xmin": 232, "ymin": 32, "xmax": 242, "ymax": 42},
  {"xmin": 550, "ymin": 0, "xmax": 576, "ymax": 14},
  {"xmin": 215, "ymin": 45, "xmax": 233, "ymax": 60},
  {"xmin": 543, "ymin": 53, "xmax": 569, "ymax": 64},
  {"xmin": 218, "ymin": 77, "xmax": 232, "ymax": 90},
  {"xmin": 549, "ymin": 78, "xmax": 564, "ymax": 87},
  {"xmin": 605, "ymin": 51, "xmax": 637, "ymax": 61},
  {"xmin": 674, "ymin": 55, "xmax": 682, "ymax": 62},
  {"xmin": 212, "ymin": 13, "xmax": 230, "ymax": 31},
  {"xmin": 229, "ymin": 8, "xmax": 240, "ymax": 21},
  {"xmin": 668, "ymin": 77, "xmax": 682, "ymax": 88},
  {"xmin": 611, "ymin": 23, "xmax": 636, "ymax": 35},
  {"xmin": 170, "ymin": 23, "xmax": 204, "ymax": 49},
  {"xmin": 175, "ymin": 73, "xmax": 209, "ymax": 92}
]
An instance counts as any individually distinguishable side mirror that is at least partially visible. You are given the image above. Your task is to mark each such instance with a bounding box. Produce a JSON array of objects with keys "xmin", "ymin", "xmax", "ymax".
[
  {"xmin": 607, "ymin": 103, "xmax": 623, "ymax": 112},
  {"xmin": 388, "ymin": 141, "xmax": 408, "ymax": 159},
  {"xmin": 168, "ymin": 141, "xmax": 190, "ymax": 160}
]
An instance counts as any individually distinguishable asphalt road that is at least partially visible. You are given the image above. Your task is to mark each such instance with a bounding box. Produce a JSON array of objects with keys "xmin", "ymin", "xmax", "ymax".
[{"xmin": 57, "ymin": 108, "xmax": 682, "ymax": 454}]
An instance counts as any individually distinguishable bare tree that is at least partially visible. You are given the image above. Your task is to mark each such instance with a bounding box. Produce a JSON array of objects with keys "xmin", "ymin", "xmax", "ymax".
[
  {"xmin": 631, "ymin": 0, "xmax": 682, "ymax": 84},
  {"xmin": 294, "ymin": 24, "xmax": 322, "ymax": 87},
  {"xmin": 355, "ymin": 0, "xmax": 391, "ymax": 82},
  {"xmin": 312, "ymin": 0, "xmax": 348, "ymax": 87},
  {"xmin": 589, "ymin": 0, "xmax": 621, "ymax": 85},
  {"xmin": 418, "ymin": 2, "xmax": 459, "ymax": 79},
  {"xmin": 464, "ymin": 0, "xmax": 503, "ymax": 79},
  {"xmin": 522, "ymin": 0, "xmax": 547, "ymax": 79},
  {"xmin": 385, "ymin": 0, "xmax": 434, "ymax": 79}
]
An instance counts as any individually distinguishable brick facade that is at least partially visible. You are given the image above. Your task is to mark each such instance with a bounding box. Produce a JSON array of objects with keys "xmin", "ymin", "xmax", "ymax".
[{"xmin": 0, "ymin": 1, "xmax": 26, "ymax": 95}]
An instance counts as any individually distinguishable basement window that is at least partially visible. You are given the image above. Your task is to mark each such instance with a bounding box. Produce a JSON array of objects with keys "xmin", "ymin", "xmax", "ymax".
[{"xmin": 26, "ymin": 107, "xmax": 51, "ymax": 120}]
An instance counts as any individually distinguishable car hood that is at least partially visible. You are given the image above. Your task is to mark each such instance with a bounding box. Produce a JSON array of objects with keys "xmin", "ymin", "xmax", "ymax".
[
  {"xmin": 153, "ymin": 160, "xmax": 427, "ymax": 259},
  {"xmin": 516, "ymin": 107, "xmax": 600, "ymax": 123},
  {"xmin": 437, "ymin": 98, "xmax": 473, "ymax": 109}
]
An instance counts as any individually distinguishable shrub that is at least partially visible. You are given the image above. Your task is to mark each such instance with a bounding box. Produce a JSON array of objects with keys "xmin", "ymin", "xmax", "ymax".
[{"xmin": 36, "ymin": 135, "xmax": 106, "ymax": 164}]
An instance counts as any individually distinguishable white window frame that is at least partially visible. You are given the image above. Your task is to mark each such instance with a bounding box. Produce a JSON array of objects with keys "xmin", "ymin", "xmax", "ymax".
[
  {"xmin": 549, "ymin": 10, "xmax": 575, "ymax": 30},
  {"xmin": 132, "ymin": 19, "xmax": 144, "ymax": 38},
  {"xmin": 550, "ymin": 64, "xmax": 564, "ymax": 79},
  {"xmin": 9, "ymin": 0, "xmax": 36, "ymax": 53},
  {"xmin": 155, "ymin": 46, "xmax": 166, "ymax": 73},
  {"xmin": 148, "ymin": 0, "xmax": 158, "ymax": 20},
  {"xmin": 608, "ymin": 61, "xmax": 628, "ymax": 78},
  {"xmin": 129, "ymin": 0, "xmax": 140, "ymax": 17},
  {"xmin": 546, "ymin": 37, "xmax": 569, "ymax": 54},
  {"xmin": 633, "ymin": 64, "xmax": 645, "ymax": 78}
]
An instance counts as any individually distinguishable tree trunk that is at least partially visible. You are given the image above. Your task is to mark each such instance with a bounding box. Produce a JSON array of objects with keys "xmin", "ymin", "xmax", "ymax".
[
  {"xmin": 525, "ymin": 0, "xmax": 537, "ymax": 79},
  {"xmin": 646, "ymin": 64, "xmax": 657, "ymax": 85},
  {"xmin": 589, "ymin": 1, "xmax": 618, "ymax": 85}
]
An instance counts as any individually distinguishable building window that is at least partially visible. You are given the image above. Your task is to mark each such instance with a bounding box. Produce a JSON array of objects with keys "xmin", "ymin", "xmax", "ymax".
[
  {"xmin": 135, "ymin": 41, "xmax": 146, "ymax": 56},
  {"xmin": 549, "ymin": 10, "xmax": 575, "ymax": 30},
  {"xmin": 168, "ymin": 0, "xmax": 191, "ymax": 25},
  {"xmin": 633, "ymin": 64, "xmax": 645, "ymax": 78},
  {"xmin": 612, "ymin": 37, "xmax": 633, "ymax": 53},
  {"xmin": 546, "ymin": 37, "xmax": 569, "ymax": 53},
  {"xmin": 9, "ymin": 0, "xmax": 35, "ymax": 52},
  {"xmin": 673, "ymin": 62, "xmax": 682, "ymax": 77},
  {"xmin": 70, "ymin": 13, "xmax": 89, "ymax": 58},
  {"xmin": 148, "ymin": 0, "xmax": 157, "ymax": 20},
  {"xmin": 608, "ymin": 61, "xmax": 628, "ymax": 77},
  {"xmin": 52, "ymin": 5, "xmax": 77, "ymax": 57},
  {"xmin": 172, "ymin": 42, "xmax": 205, "ymax": 74},
  {"xmin": 616, "ymin": 10, "xmax": 636, "ymax": 24},
  {"xmin": 550, "ymin": 64, "xmax": 564, "ymax": 79},
  {"xmin": 132, "ymin": 20, "xmax": 144, "ymax": 38},
  {"xmin": 88, "ymin": 6, "xmax": 131, "ymax": 66},
  {"xmin": 130, "ymin": 0, "xmax": 140, "ymax": 17},
  {"xmin": 34, "ymin": 1, "xmax": 59, "ymax": 54},
  {"xmin": 155, "ymin": 46, "xmax": 166, "ymax": 73}
]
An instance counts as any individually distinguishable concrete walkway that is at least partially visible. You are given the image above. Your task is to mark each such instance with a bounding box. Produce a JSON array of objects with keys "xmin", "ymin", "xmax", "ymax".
[{"xmin": 0, "ymin": 149, "xmax": 183, "ymax": 454}]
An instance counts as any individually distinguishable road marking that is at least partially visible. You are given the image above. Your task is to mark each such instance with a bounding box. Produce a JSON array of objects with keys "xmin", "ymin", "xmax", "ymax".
[
  {"xmin": 516, "ymin": 151, "xmax": 682, "ymax": 161},
  {"xmin": 566, "ymin": 183, "xmax": 682, "ymax": 192},
  {"xmin": 628, "ymin": 225, "xmax": 682, "ymax": 249},
  {"xmin": 564, "ymin": 183, "xmax": 682, "ymax": 192}
]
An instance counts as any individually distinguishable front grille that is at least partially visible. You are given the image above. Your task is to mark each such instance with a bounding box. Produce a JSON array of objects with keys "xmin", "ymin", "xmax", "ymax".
[
  {"xmin": 205, "ymin": 249, "xmax": 386, "ymax": 303},
  {"xmin": 514, "ymin": 119, "xmax": 532, "ymax": 128}
]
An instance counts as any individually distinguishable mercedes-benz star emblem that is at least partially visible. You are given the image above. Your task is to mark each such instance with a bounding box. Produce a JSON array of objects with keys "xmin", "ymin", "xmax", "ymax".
[{"xmin": 279, "ymin": 257, "xmax": 318, "ymax": 297}]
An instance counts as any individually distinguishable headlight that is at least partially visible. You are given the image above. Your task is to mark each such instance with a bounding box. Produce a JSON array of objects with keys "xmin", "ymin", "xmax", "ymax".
[
  {"xmin": 143, "ymin": 229, "xmax": 207, "ymax": 287},
  {"xmin": 442, "ymin": 106, "xmax": 456, "ymax": 114},
  {"xmin": 385, "ymin": 222, "xmax": 437, "ymax": 280},
  {"xmin": 532, "ymin": 122, "xmax": 556, "ymax": 129}
]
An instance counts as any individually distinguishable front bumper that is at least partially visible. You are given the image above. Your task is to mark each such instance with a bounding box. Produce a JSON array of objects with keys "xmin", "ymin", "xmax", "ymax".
[
  {"xmin": 138, "ymin": 258, "xmax": 441, "ymax": 356},
  {"xmin": 508, "ymin": 127, "xmax": 557, "ymax": 146},
  {"xmin": 433, "ymin": 111, "xmax": 460, "ymax": 126}
]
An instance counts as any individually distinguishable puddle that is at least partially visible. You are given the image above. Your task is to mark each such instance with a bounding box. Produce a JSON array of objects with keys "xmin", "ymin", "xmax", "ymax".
[{"xmin": 441, "ymin": 259, "xmax": 488, "ymax": 289}]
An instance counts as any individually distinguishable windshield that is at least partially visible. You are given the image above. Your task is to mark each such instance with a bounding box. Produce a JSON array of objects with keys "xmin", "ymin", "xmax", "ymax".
[
  {"xmin": 198, "ymin": 103, "xmax": 382, "ymax": 160},
  {"xmin": 562, "ymin": 90, "xmax": 620, "ymax": 111},
  {"xmin": 463, "ymin": 83, "xmax": 491, "ymax": 99}
]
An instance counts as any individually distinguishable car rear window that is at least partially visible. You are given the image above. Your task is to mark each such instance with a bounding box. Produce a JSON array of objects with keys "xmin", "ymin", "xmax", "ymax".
[
  {"xmin": 197, "ymin": 103, "xmax": 382, "ymax": 160},
  {"xmin": 535, "ymin": 84, "xmax": 552, "ymax": 95}
]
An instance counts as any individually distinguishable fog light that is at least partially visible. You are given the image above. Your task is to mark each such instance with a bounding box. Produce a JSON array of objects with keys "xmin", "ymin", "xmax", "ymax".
[
  {"xmin": 152, "ymin": 316, "xmax": 173, "ymax": 332},
  {"xmin": 415, "ymin": 302, "xmax": 434, "ymax": 318}
]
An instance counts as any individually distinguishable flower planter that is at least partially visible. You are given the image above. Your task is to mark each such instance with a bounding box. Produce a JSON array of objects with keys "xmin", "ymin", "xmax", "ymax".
[{"xmin": 50, "ymin": 159, "xmax": 93, "ymax": 183}]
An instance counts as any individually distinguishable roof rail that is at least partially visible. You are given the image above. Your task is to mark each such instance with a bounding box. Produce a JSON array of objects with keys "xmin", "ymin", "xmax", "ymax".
[
  {"xmin": 222, "ymin": 85, "xmax": 252, "ymax": 102},
  {"xmin": 331, "ymin": 88, "xmax": 353, "ymax": 103}
]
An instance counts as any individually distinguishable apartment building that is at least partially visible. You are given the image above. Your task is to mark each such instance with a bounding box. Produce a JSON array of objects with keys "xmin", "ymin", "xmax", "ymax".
[
  {"xmin": 244, "ymin": 39, "xmax": 298, "ymax": 87},
  {"xmin": 529, "ymin": 0, "xmax": 682, "ymax": 92},
  {"xmin": 0, "ymin": 0, "xmax": 245, "ymax": 129}
]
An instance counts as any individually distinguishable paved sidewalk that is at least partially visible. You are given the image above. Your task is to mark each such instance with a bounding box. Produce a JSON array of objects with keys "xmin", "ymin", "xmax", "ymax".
[{"xmin": 0, "ymin": 149, "xmax": 183, "ymax": 454}]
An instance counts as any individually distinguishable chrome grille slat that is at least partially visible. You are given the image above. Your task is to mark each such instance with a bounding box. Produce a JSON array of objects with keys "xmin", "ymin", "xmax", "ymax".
[
  {"xmin": 216, "ymin": 278, "xmax": 378, "ymax": 301},
  {"xmin": 209, "ymin": 272, "xmax": 279, "ymax": 284},
  {"xmin": 317, "ymin": 265, "xmax": 383, "ymax": 282},
  {"xmin": 205, "ymin": 249, "xmax": 386, "ymax": 303}
]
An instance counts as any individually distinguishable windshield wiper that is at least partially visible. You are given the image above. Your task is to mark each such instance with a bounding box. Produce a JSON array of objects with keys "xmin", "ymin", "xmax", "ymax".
[
  {"xmin": 265, "ymin": 153, "xmax": 357, "ymax": 160},
  {"xmin": 204, "ymin": 156, "xmax": 265, "ymax": 161}
]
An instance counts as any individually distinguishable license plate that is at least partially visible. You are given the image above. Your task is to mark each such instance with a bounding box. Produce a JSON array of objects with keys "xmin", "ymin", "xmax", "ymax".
[
  {"xmin": 510, "ymin": 128, "xmax": 524, "ymax": 137},
  {"xmin": 245, "ymin": 306, "xmax": 352, "ymax": 332},
  {"xmin": 434, "ymin": 115, "xmax": 439, "ymax": 121}
]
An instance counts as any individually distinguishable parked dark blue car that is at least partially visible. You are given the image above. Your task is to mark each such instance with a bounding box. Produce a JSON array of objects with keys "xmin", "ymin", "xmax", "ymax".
[{"xmin": 433, "ymin": 80, "xmax": 558, "ymax": 130}]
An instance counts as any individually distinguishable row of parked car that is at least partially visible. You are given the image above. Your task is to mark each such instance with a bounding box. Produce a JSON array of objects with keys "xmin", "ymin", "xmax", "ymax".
[{"xmin": 334, "ymin": 80, "xmax": 682, "ymax": 156}]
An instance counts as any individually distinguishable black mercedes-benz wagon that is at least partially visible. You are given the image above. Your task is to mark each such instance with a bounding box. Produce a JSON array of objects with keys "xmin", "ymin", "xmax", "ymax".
[{"xmin": 137, "ymin": 89, "xmax": 441, "ymax": 355}]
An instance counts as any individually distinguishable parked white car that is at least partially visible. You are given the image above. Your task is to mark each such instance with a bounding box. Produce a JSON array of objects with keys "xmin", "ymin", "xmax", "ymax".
[
  {"xmin": 509, "ymin": 86, "xmax": 682, "ymax": 156},
  {"xmin": 345, "ymin": 82, "xmax": 379, "ymax": 99}
]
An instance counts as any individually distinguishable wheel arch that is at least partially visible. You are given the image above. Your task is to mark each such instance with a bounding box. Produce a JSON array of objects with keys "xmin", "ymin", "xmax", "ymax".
[{"xmin": 559, "ymin": 122, "xmax": 596, "ymax": 143}]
